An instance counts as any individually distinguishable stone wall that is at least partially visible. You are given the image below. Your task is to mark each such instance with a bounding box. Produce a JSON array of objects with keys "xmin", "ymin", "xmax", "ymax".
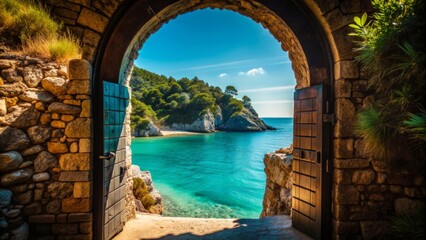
[
  {"xmin": 0, "ymin": 56, "xmax": 93, "ymax": 239},
  {"xmin": 260, "ymin": 146, "xmax": 293, "ymax": 218},
  {"xmin": 33, "ymin": 0, "xmax": 426, "ymax": 239}
]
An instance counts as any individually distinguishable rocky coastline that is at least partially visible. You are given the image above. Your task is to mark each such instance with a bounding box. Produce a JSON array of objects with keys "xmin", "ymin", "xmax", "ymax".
[
  {"xmin": 260, "ymin": 145, "xmax": 293, "ymax": 218},
  {"xmin": 132, "ymin": 105, "xmax": 275, "ymax": 137},
  {"xmin": 130, "ymin": 165, "xmax": 163, "ymax": 215}
]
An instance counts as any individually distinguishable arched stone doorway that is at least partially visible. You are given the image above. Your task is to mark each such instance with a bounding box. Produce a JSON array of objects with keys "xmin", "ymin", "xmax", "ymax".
[{"xmin": 92, "ymin": 1, "xmax": 334, "ymax": 239}]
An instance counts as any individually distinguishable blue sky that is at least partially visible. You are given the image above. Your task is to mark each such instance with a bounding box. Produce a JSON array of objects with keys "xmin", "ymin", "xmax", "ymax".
[{"xmin": 135, "ymin": 9, "xmax": 296, "ymax": 117}]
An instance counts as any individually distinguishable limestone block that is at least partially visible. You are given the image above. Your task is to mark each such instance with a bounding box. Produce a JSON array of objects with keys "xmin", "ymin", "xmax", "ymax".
[
  {"xmin": 79, "ymin": 138, "xmax": 92, "ymax": 153},
  {"xmin": 83, "ymin": 29, "xmax": 101, "ymax": 47},
  {"xmin": 352, "ymin": 170, "xmax": 375, "ymax": 184},
  {"xmin": 0, "ymin": 169, "xmax": 33, "ymax": 187},
  {"xmin": 69, "ymin": 59, "xmax": 91, "ymax": 80},
  {"xmin": 79, "ymin": 221, "xmax": 92, "ymax": 234},
  {"xmin": 77, "ymin": 8, "xmax": 108, "ymax": 33},
  {"xmin": 74, "ymin": 182, "xmax": 91, "ymax": 198},
  {"xmin": 47, "ymin": 182, "xmax": 73, "ymax": 199},
  {"xmin": 32, "ymin": 172, "xmax": 51, "ymax": 182},
  {"xmin": 377, "ymin": 173, "xmax": 386, "ymax": 184},
  {"xmin": 335, "ymin": 98, "xmax": 356, "ymax": 137},
  {"xmin": 334, "ymin": 159, "xmax": 370, "ymax": 169},
  {"xmin": 23, "ymin": 65, "xmax": 43, "ymax": 87},
  {"xmin": 0, "ymin": 60, "xmax": 14, "ymax": 69},
  {"xmin": 6, "ymin": 209, "xmax": 20, "ymax": 218},
  {"xmin": 1, "ymin": 68, "xmax": 22, "ymax": 82},
  {"xmin": 5, "ymin": 97, "xmax": 18, "ymax": 107},
  {"xmin": 0, "ymin": 151, "xmax": 23, "ymax": 172},
  {"xmin": 48, "ymin": 102, "xmax": 81, "ymax": 114},
  {"xmin": 46, "ymin": 199, "xmax": 61, "ymax": 214},
  {"xmin": 41, "ymin": 77, "xmax": 68, "ymax": 96},
  {"xmin": 70, "ymin": 142, "xmax": 78, "ymax": 153},
  {"xmin": 13, "ymin": 190, "xmax": 33, "ymax": 205},
  {"xmin": 394, "ymin": 198, "xmax": 425, "ymax": 216},
  {"xmin": 28, "ymin": 215, "xmax": 56, "ymax": 223},
  {"xmin": 334, "ymin": 169, "xmax": 352, "ymax": 184},
  {"xmin": 61, "ymin": 115, "xmax": 75, "ymax": 122},
  {"xmin": 51, "ymin": 120, "xmax": 66, "ymax": 128},
  {"xmin": 64, "ymin": 99, "xmax": 81, "ymax": 106},
  {"xmin": 62, "ymin": 198, "xmax": 91, "ymax": 213},
  {"xmin": 334, "ymin": 79, "xmax": 351, "ymax": 98},
  {"xmin": 0, "ymin": 98, "xmax": 6, "ymax": 116},
  {"xmin": 59, "ymin": 153, "xmax": 91, "ymax": 171},
  {"xmin": 80, "ymin": 100, "xmax": 91, "ymax": 117},
  {"xmin": 47, "ymin": 142, "xmax": 68, "ymax": 153},
  {"xmin": 334, "ymin": 139, "xmax": 354, "ymax": 159},
  {"xmin": 19, "ymin": 89, "xmax": 54, "ymax": 102},
  {"xmin": 27, "ymin": 125, "xmax": 52, "ymax": 144},
  {"xmin": 0, "ymin": 189, "xmax": 12, "ymax": 208},
  {"xmin": 59, "ymin": 171, "xmax": 90, "ymax": 182},
  {"xmin": 67, "ymin": 80, "xmax": 91, "ymax": 95},
  {"xmin": 360, "ymin": 221, "xmax": 389, "ymax": 240},
  {"xmin": 44, "ymin": 68, "xmax": 58, "ymax": 78},
  {"xmin": 65, "ymin": 118, "xmax": 92, "ymax": 138},
  {"xmin": 40, "ymin": 113, "xmax": 51, "ymax": 125},
  {"xmin": 52, "ymin": 223, "xmax": 79, "ymax": 235},
  {"xmin": 2, "ymin": 106, "xmax": 40, "ymax": 128},
  {"xmin": 334, "ymin": 185, "xmax": 359, "ymax": 205},
  {"xmin": 0, "ymin": 82, "xmax": 27, "ymax": 97}
]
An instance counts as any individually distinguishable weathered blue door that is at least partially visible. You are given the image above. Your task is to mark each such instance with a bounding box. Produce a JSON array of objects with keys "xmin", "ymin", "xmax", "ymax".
[{"xmin": 102, "ymin": 81, "xmax": 130, "ymax": 239}]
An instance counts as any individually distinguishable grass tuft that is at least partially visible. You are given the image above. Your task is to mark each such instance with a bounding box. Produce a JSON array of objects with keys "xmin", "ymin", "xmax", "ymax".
[{"xmin": 0, "ymin": 0, "xmax": 80, "ymax": 61}]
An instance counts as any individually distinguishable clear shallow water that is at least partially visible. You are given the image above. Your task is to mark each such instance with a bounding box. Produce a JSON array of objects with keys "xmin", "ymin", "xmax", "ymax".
[{"xmin": 131, "ymin": 118, "xmax": 293, "ymax": 219}]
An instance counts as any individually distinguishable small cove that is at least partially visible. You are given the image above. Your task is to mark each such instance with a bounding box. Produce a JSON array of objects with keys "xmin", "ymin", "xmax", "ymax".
[{"xmin": 131, "ymin": 118, "xmax": 293, "ymax": 218}]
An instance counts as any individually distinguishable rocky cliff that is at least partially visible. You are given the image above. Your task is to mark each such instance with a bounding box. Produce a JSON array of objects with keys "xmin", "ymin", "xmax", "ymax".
[
  {"xmin": 163, "ymin": 110, "xmax": 216, "ymax": 133},
  {"xmin": 218, "ymin": 105, "xmax": 275, "ymax": 131},
  {"xmin": 260, "ymin": 145, "xmax": 293, "ymax": 218},
  {"xmin": 132, "ymin": 121, "xmax": 163, "ymax": 137},
  {"xmin": 130, "ymin": 165, "xmax": 163, "ymax": 214}
]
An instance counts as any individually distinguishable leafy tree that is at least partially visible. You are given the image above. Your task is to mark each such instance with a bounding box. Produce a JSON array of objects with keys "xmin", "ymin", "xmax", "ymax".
[
  {"xmin": 242, "ymin": 95, "xmax": 251, "ymax": 105},
  {"xmin": 225, "ymin": 85, "xmax": 238, "ymax": 96}
]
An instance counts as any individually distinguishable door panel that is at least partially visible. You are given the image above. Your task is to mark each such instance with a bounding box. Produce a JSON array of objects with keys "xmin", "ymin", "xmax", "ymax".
[
  {"xmin": 103, "ymin": 81, "xmax": 130, "ymax": 240},
  {"xmin": 292, "ymin": 84, "xmax": 324, "ymax": 239}
]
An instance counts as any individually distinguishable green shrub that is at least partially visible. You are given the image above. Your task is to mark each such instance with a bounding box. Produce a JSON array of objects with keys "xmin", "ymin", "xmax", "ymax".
[
  {"xmin": 0, "ymin": 0, "xmax": 59, "ymax": 44},
  {"xmin": 0, "ymin": 0, "xmax": 80, "ymax": 60},
  {"xmin": 349, "ymin": 0, "xmax": 425, "ymax": 170},
  {"xmin": 132, "ymin": 178, "xmax": 155, "ymax": 210},
  {"xmin": 388, "ymin": 213, "xmax": 426, "ymax": 240}
]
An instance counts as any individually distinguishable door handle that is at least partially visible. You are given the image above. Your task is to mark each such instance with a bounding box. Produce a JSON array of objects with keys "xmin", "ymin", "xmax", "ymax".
[{"xmin": 99, "ymin": 152, "xmax": 116, "ymax": 159}]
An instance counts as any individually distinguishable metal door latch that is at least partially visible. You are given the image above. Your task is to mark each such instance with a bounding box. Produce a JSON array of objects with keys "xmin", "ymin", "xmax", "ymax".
[{"xmin": 99, "ymin": 152, "xmax": 116, "ymax": 159}]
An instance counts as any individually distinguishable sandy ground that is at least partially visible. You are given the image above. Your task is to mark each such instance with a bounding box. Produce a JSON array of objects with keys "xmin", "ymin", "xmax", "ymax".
[
  {"xmin": 160, "ymin": 130, "xmax": 205, "ymax": 136},
  {"xmin": 113, "ymin": 214, "xmax": 311, "ymax": 240}
]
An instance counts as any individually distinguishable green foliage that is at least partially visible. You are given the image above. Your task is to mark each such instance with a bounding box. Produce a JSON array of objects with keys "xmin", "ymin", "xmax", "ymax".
[
  {"xmin": 349, "ymin": 0, "xmax": 425, "ymax": 169},
  {"xmin": 130, "ymin": 67, "xmax": 246, "ymax": 125},
  {"xmin": 225, "ymin": 85, "xmax": 238, "ymax": 96},
  {"xmin": 133, "ymin": 178, "xmax": 155, "ymax": 210},
  {"xmin": 0, "ymin": 0, "xmax": 80, "ymax": 60},
  {"xmin": 242, "ymin": 95, "xmax": 251, "ymax": 105},
  {"xmin": 388, "ymin": 213, "xmax": 426, "ymax": 240}
]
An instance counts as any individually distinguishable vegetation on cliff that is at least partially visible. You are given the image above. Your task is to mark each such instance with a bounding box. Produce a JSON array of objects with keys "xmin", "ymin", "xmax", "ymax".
[
  {"xmin": 133, "ymin": 177, "xmax": 155, "ymax": 210},
  {"xmin": 0, "ymin": 0, "xmax": 80, "ymax": 61},
  {"xmin": 130, "ymin": 67, "xmax": 254, "ymax": 133},
  {"xmin": 349, "ymin": 0, "xmax": 425, "ymax": 170}
]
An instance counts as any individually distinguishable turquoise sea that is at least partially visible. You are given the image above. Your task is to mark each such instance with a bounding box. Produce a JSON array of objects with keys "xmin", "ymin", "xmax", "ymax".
[{"xmin": 131, "ymin": 118, "xmax": 293, "ymax": 219}]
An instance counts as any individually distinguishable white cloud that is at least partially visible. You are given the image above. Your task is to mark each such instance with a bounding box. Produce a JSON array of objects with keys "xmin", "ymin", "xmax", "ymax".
[
  {"xmin": 251, "ymin": 100, "xmax": 294, "ymax": 104},
  {"xmin": 219, "ymin": 73, "xmax": 228, "ymax": 78},
  {"xmin": 239, "ymin": 85, "xmax": 295, "ymax": 93},
  {"xmin": 238, "ymin": 67, "xmax": 265, "ymax": 76}
]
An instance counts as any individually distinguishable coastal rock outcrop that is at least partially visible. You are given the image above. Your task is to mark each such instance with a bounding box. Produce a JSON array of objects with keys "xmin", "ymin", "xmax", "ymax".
[
  {"xmin": 133, "ymin": 121, "xmax": 163, "ymax": 137},
  {"xmin": 130, "ymin": 165, "xmax": 163, "ymax": 214},
  {"xmin": 165, "ymin": 110, "xmax": 216, "ymax": 133},
  {"xmin": 219, "ymin": 106, "xmax": 275, "ymax": 132},
  {"xmin": 260, "ymin": 145, "xmax": 293, "ymax": 218}
]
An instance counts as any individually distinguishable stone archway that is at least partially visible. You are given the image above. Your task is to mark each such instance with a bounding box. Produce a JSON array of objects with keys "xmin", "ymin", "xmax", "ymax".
[{"xmin": 91, "ymin": 1, "xmax": 334, "ymax": 239}]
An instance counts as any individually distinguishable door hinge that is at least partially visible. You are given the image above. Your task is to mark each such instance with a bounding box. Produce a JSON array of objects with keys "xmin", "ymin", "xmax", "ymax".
[{"xmin": 323, "ymin": 113, "xmax": 335, "ymax": 124}]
